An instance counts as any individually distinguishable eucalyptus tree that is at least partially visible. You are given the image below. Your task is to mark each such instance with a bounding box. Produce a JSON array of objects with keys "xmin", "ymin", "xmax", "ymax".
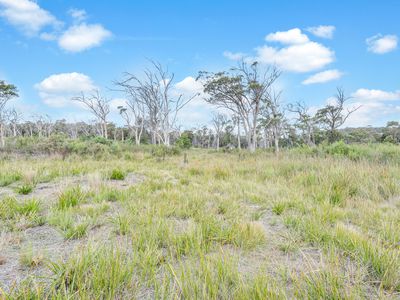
[
  {"xmin": 232, "ymin": 114, "xmax": 242, "ymax": 149},
  {"xmin": 315, "ymin": 87, "xmax": 360, "ymax": 143},
  {"xmin": 0, "ymin": 80, "xmax": 18, "ymax": 147},
  {"xmin": 115, "ymin": 61, "xmax": 197, "ymax": 146},
  {"xmin": 288, "ymin": 101, "xmax": 317, "ymax": 146},
  {"xmin": 114, "ymin": 75, "xmax": 147, "ymax": 144},
  {"xmin": 72, "ymin": 90, "xmax": 110, "ymax": 139},
  {"xmin": 260, "ymin": 90, "xmax": 285, "ymax": 153},
  {"xmin": 211, "ymin": 113, "xmax": 227, "ymax": 150},
  {"xmin": 199, "ymin": 61, "xmax": 281, "ymax": 152}
]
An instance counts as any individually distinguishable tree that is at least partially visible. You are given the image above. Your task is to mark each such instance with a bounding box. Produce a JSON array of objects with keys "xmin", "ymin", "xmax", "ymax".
[
  {"xmin": 115, "ymin": 61, "xmax": 197, "ymax": 146},
  {"xmin": 114, "ymin": 75, "xmax": 146, "ymax": 145},
  {"xmin": 260, "ymin": 90, "xmax": 285, "ymax": 153},
  {"xmin": 288, "ymin": 101, "xmax": 316, "ymax": 146},
  {"xmin": 315, "ymin": 87, "xmax": 360, "ymax": 143},
  {"xmin": 0, "ymin": 80, "xmax": 18, "ymax": 147},
  {"xmin": 199, "ymin": 61, "xmax": 281, "ymax": 152},
  {"xmin": 6, "ymin": 108, "xmax": 22, "ymax": 137},
  {"xmin": 211, "ymin": 113, "xmax": 227, "ymax": 150},
  {"xmin": 72, "ymin": 90, "xmax": 110, "ymax": 139},
  {"xmin": 232, "ymin": 114, "xmax": 242, "ymax": 149}
]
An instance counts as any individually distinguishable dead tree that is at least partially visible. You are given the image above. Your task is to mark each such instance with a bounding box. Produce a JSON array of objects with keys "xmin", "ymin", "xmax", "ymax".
[
  {"xmin": 212, "ymin": 113, "xmax": 227, "ymax": 150},
  {"xmin": 288, "ymin": 101, "xmax": 316, "ymax": 146},
  {"xmin": 260, "ymin": 90, "xmax": 285, "ymax": 153},
  {"xmin": 72, "ymin": 90, "xmax": 110, "ymax": 139},
  {"xmin": 315, "ymin": 87, "xmax": 360, "ymax": 143},
  {"xmin": 115, "ymin": 61, "xmax": 197, "ymax": 146},
  {"xmin": 6, "ymin": 108, "xmax": 23, "ymax": 137}
]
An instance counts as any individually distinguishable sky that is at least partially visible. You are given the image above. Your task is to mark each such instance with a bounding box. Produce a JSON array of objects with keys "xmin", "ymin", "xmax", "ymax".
[{"xmin": 0, "ymin": 0, "xmax": 399, "ymax": 128}]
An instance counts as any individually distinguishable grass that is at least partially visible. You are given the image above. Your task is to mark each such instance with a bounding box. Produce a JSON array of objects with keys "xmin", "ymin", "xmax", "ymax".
[
  {"xmin": 1, "ymin": 145, "xmax": 400, "ymax": 298},
  {"xmin": 109, "ymin": 168, "xmax": 126, "ymax": 180},
  {"xmin": 57, "ymin": 186, "xmax": 86, "ymax": 210},
  {"xmin": 16, "ymin": 183, "xmax": 34, "ymax": 195}
]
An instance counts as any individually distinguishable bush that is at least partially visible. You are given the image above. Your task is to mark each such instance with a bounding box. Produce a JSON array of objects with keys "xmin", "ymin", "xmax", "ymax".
[
  {"xmin": 175, "ymin": 133, "xmax": 192, "ymax": 149},
  {"xmin": 150, "ymin": 145, "xmax": 181, "ymax": 158},
  {"xmin": 109, "ymin": 169, "xmax": 126, "ymax": 180}
]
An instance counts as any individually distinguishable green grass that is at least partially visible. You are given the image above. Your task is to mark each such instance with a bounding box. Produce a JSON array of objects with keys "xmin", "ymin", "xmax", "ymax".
[
  {"xmin": 16, "ymin": 183, "xmax": 34, "ymax": 195},
  {"xmin": 57, "ymin": 186, "xmax": 86, "ymax": 210},
  {"xmin": 1, "ymin": 145, "xmax": 400, "ymax": 298},
  {"xmin": 109, "ymin": 168, "xmax": 126, "ymax": 180}
]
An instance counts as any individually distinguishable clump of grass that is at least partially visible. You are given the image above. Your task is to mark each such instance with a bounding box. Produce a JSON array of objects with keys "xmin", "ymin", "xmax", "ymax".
[
  {"xmin": 0, "ymin": 197, "xmax": 18, "ymax": 219},
  {"xmin": 109, "ymin": 168, "xmax": 126, "ymax": 180},
  {"xmin": 64, "ymin": 220, "xmax": 91, "ymax": 239},
  {"xmin": 19, "ymin": 246, "xmax": 45, "ymax": 268},
  {"xmin": 48, "ymin": 245, "xmax": 133, "ymax": 298},
  {"xmin": 112, "ymin": 214, "xmax": 130, "ymax": 235},
  {"xmin": 17, "ymin": 198, "xmax": 41, "ymax": 216},
  {"xmin": 16, "ymin": 184, "xmax": 34, "ymax": 195},
  {"xmin": 97, "ymin": 187, "xmax": 122, "ymax": 202},
  {"xmin": 0, "ymin": 197, "xmax": 41, "ymax": 221},
  {"xmin": 230, "ymin": 222, "xmax": 266, "ymax": 250},
  {"xmin": 57, "ymin": 186, "xmax": 85, "ymax": 210},
  {"xmin": 213, "ymin": 167, "xmax": 229, "ymax": 180},
  {"xmin": 272, "ymin": 202, "xmax": 286, "ymax": 215},
  {"xmin": 0, "ymin": 172, "xmax": 22, "ymax": 187}
]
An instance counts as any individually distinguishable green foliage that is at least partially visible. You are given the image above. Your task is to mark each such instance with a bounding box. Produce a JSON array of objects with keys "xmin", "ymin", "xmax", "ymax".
[
  {"xmin": 16, "ymin": 184, "xmax": 34, "ymax": 195},
  {"xmin": 151, "ymin": 145, "xmax": 181, "ymax": 157},
  {"xmin": 175, "ymin": 132, "xmax": 192, "ymax": 149},
  {"xmin": 109, "ymin": 168, "xmax": 126, "ymax": 180},
  {"xmin": 57, "ymin": 186, "xmax": 85, "ymax": 210},
  {"xmin": 0, "ymin": 172, "xmax": 22, "ymax": 187}
]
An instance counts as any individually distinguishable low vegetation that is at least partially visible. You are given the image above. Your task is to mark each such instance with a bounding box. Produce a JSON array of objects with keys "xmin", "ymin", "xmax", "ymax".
[{"xmin": 0, "ymin": 142, "xmax": 399, "ymax": 299}]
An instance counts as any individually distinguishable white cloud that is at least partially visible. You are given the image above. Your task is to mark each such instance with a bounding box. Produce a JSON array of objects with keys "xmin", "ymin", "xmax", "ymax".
[
  {"xmin": 109, "ymin": 98, "xmax": 127, "ymax": 111},
  {"xmin": 174, "ymin": 76, "xmax": 213, "ymax": 127},
  {"xmin": 224, "ymin": 28, "xmax": 335, "ymax": 73},
  {"xmin": 352, "ymin": 88, "xmax": 400, "ymax": 101},
  {"xmin": 35, "ymin": 72, "xmax": 96, "ymax": 107},
  {"xmin": 223, "ymin": 51, "xmax": 245, "ymax": 61},
  {"xmin": 344, "ymin": 88, "xmax": 400, "ymax": 127},
  {"xmin": 58, "ymin": 23, "xmax": 112, "ymax": 52},
  {"xmin": 345, "ymin": 101, "xmax": 400, "ymax": 127},
  {"xmin": 302, "ymin": 69, "xmax": 343, "ymax": 85},
  {"xmin": 306, "ymin": 25, "xmax": 335, "ymax": 39},
  {"xmin": 0, "ymin": 0, "xmax": 60, "ymax": 35},
  {"xmin": 366, "ymin": 34, "xmax": 398, "ymax": 54},
  {"xmin": 265, "ymin": 28, "xmax": 309, "ymax": 44},
  {"xmin": 68, "ymin": 8, "xmax": 87, "ymax": 23},
  {"xmin": 175, "ymin": 76, "xmax": 203, "ymax": 94},
  {"xmin": 255, "ymin": 41, "xmax": 334, "ymax": 72},
  {"xmin": 39, "ymin": 32, "xmax": 57, "ymax": 41}
]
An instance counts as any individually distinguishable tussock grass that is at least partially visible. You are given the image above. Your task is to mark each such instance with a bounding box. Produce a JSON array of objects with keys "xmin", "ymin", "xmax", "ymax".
[
  {"xmin": 57, "ymin": 186, "xmax": 86, "ymax": 210},
  {"xmin": 1, "ymin": 146, "xmax": 400, "ymax": 298}
]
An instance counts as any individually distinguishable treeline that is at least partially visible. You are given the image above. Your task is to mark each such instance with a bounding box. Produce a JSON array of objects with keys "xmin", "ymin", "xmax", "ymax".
[{"xmin": 1, "ymin": 62, "xmax": 399, "ymax": 152}]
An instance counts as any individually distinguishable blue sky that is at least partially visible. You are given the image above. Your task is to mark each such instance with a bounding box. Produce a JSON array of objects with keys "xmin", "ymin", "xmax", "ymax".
[{"xmin": 0, "ymin": 0, "xmax": 399, "ymax": 128}]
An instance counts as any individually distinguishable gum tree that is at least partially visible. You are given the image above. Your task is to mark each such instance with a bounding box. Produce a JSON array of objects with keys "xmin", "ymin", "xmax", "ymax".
[
  {"xmin": 0, "ymin": 80, "xmax": 18, "ymax": 147},
  {"xmin": 72, "ymin": 90, "xmax": 110, "ymax": 139},
  {"xmin": 199, "ymin": 61, "xmax": 280, "ymax": 152},
  {"xmin": 315, "ymin": 87, "xmax": 360, "ymax": 143}
]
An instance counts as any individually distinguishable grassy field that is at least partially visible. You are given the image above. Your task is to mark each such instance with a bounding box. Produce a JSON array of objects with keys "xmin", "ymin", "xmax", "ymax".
[{"xmin": 0, "ymin": 146, "xmax": 400, "ymax": 299}]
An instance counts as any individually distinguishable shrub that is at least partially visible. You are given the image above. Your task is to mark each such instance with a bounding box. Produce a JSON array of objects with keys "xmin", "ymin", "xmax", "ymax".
[
  {"xmin": 109, "ymin": 169, "xmax": 126, "ymax": 180},
  {"xmin": 175, "ymin": 133, "xmax": 192, "ymax": 149}
]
